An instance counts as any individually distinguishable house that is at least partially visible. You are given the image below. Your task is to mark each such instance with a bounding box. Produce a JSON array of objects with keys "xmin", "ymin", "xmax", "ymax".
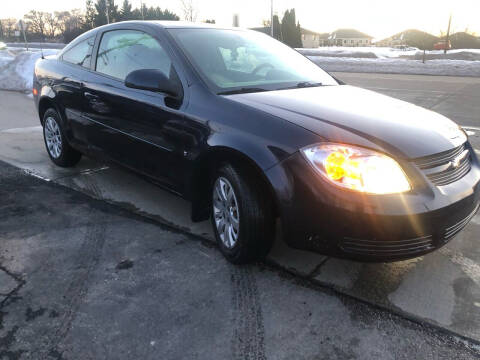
[
  {"xmin": 445, "ymin": 32, "xmax": 480, "ymax": 49},
  {"xmin": 377, "ymin": 29, "xmax": 439, "ymax": 50},
  {"xmin": 328, "ymin": 29, "xmax": 373, "ymax": 46},
  {"xmin": 300, "ymin": 28, "xmax": 329, "ymax": 48}
]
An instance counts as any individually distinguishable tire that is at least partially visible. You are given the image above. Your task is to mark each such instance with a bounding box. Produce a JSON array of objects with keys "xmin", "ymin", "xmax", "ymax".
[
  {"xmin": 211, "ymin": 163, "xmax": 275, "ymax": 264},
  {"xmin": 42, "ymin": 108, "xmax": 81, "ymax": 167}
]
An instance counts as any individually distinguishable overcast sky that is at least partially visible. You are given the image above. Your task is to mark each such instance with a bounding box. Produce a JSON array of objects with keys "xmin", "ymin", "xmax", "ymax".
[{"xmin": 3, "ymin": 0, "xmax": 480, "ymax": 40}]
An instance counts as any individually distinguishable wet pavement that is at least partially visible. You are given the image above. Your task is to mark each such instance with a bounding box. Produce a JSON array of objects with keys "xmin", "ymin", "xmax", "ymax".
[{"xmin": 1, "ymin": 72, "xmax": 480, "ymax": 347}]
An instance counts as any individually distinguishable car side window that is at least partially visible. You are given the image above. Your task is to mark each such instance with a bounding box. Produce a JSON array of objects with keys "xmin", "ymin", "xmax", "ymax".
[
  {"xmin": 62, "ymin": 37, "xmax": 95, "ymax": 68},
  {"xmin": 96, "ymin": 29, "xmax": 172, "ymax": 81}
]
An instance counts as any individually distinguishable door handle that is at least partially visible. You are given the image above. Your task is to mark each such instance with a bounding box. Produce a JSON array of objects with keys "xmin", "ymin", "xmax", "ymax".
[{"xmin": 84, "ymin": 92, "xmax": 99, "ymax": 100}]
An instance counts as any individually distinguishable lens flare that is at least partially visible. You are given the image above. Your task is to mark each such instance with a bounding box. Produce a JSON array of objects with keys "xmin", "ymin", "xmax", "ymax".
[{"xmin": 302, "ymin": 144, "xmax": 411, "ymax": 194}]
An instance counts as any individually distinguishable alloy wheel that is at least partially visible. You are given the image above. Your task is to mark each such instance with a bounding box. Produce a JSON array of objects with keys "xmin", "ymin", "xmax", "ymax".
[
  {"xmin": 44, "ymin": 117, "xmax": 62, "ymax": 159},
  {"xmin": 213, "ymin": 177, "xmax": 240, "ymax": 248}
]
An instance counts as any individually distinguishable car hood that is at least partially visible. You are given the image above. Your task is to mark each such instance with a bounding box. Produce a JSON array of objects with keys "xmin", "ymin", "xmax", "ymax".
[{"xmin": 225, "ymin": 85, "xmax": 466, "ymax": 159}]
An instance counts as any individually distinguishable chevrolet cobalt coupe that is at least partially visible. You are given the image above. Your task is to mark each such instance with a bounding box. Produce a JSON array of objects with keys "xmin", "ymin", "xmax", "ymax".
[{"xmin": 33, "ymin": 21, "xmax": 480, "ymax": 263}]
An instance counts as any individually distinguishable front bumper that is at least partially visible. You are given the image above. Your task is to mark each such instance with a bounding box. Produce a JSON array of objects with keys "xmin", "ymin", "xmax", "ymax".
[{"xmin": 266, "ymin": 145, "xmax": 480, "ymax": 262}]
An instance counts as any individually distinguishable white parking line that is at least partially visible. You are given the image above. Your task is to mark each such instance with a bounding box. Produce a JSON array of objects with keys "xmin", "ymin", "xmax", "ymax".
[
  {"xmin": 462, "ymin": 125, "xmax": 480, "ymax": 132},
  {"xmin": 367, "ymin": 87, "xmax": 448, "ymax": 94},
  {"xmin": 1, "ymin": 126, "xmax": 42, "ymax": 134}
]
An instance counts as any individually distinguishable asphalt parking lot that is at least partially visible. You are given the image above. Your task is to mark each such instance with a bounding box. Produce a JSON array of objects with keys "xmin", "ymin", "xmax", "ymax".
[
  {"xmin": 2, "ymin": 161, "xmax": 478, "ymax": 359},
  {"xmin": 1, "ymin": 72, "xmax": 480, "ymax": 358}
]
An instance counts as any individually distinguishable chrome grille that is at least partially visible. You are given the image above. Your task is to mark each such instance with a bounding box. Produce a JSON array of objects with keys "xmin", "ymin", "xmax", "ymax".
[
  {"xmin": 444, "ymin": 203, "xmax": 480, "ymax": 240},
  {"xmin": 340, "ymin": 236, "xmax": 434, "ymax": 257},
  {"xmin": 412, "ymin": 144, "xmax": 471, "ymax": 186}
]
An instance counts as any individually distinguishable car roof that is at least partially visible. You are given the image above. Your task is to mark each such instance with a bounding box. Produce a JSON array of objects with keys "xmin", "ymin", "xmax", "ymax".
[{"xmin": 99, "ymin": 20, "xmax": 246, "ymax": 31}]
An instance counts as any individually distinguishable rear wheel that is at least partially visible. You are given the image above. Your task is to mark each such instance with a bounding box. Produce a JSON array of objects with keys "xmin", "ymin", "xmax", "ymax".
[
  {"xmin": 42, "ymin": 108, "xmax": 81, "ymax": 167},
  {"xmin": 211, "ymin": 163, "xmax": 275, "ymax": 264}
]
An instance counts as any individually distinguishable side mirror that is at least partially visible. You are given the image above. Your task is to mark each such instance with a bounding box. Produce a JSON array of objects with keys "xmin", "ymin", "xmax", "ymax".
[{"xmin": 125, "ymin": 69, "xmax": 180, "ymax": 97}]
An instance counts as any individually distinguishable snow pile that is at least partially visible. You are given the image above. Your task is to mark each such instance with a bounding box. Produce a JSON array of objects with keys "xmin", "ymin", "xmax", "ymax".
[
  {"xmin": 0, "ymin": 42, "xmax": 6, "ymax": 50},
  {"xmin": 0, "ymin": 48, "xmax": 58, "ymax": 91},
  {"xmin": 296, "ymin": 46, "xmax": 480, "ymax": 76},
  {"xmin": 0, "ymin": 49, "xmax": 14, "ymax": 68},
  {"xmin": 308, "ymin": 56, "xmax": 480, "ymax": 77},
  {"xmin": 299, "ymin": 46, "xmax": 422, "ymax": 59},
  {"xmin": 6, "ymin": 42, "xmax": 65, "ymax": 49},
  {"xmin": 298, "ymin": 46, "xmax": 480, "ymax": 61}
]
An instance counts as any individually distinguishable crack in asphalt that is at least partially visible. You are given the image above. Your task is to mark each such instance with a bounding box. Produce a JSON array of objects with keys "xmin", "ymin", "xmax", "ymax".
[
  {"xmin": 0, "ymin": 266, "xmax": 26, "ymax": 360},
  {"xmin": 0, "ymin": 266, "xmax": 25, "ymax": 309}
]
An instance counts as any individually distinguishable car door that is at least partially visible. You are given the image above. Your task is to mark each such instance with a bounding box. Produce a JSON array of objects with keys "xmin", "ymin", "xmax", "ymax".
[
  {"xmin": 56, "ymin": 35, "xmax": 96, "ymax": 149},
  {"xmin": 81, "ymin": 28, "xmax": 189, "ymax": 192}
]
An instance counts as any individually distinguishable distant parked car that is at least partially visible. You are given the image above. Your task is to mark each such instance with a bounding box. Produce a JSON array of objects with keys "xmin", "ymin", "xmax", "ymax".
[
  {"xmin": 434, "ymin": 40, "xmax": 451, "ymax": 50},
  {"xmin": 33, "ymin": 21, "xmax": 480, "ymax": 264}
]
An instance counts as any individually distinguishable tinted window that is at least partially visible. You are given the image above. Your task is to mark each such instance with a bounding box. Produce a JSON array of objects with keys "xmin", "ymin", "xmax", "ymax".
[
  {"xmin": 96, "ymin": 30, "xmax": 172, "ymax": 81},
  {"xmin": 62, "ymin": 37, "xmax": 95, "ymax": 68}
]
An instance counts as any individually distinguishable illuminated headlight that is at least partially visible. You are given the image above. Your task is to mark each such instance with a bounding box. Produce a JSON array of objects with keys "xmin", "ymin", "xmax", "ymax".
[{"xmin": 301, "ymin": 143, "xmax": 411, "ymax": 194}]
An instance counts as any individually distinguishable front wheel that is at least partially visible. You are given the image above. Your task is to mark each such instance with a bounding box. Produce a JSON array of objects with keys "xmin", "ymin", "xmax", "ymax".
[
  {"xmin": 211, "ymin": 164, "xmax": 275, "ymax": 264},
  {"xmin": 42, "ymin": 108, "xmax": 81, "ymax": 167}
]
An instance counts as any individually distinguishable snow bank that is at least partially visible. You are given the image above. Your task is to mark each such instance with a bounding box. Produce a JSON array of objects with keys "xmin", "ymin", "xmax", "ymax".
[
  {"xmin": 6, "ymin": 42, "xmax": 65, "ymax": 50},
  {"xmin": 298, "ymin": 46, "xmax": 480, "ymax": 61},
  {"xmin": 299, "ymin": 46, "xmax": 421, "ymax": 59},
  {"xmin": 0, "ymin": 49, "xmax": 58, "ymax": 91},
  {"xmin": 296, "ymin": 46, "xmax": 480, "ymax": 76},
  {"xmin": 308, "ymin": 56, "xmax": 480, "ymax": 77}
]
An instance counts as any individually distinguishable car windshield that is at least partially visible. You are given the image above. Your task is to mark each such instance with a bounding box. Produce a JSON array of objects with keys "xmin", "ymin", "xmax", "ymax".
[{"xmin": 168, "ymin": 28, "xmax": 338, "ymax": 94}]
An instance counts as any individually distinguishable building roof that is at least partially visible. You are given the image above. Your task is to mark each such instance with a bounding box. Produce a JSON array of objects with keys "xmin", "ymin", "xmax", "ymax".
[
  {"xmin": 300, "ymin": 28, "xmax": 330, "ymax": 39},
  {"xmin": 250, "ymin": 26, "xmax": 271, "ymax": 34},
  {"xmin": 330, "ymin": 29, "xmax": 373, "ymax": 39}
]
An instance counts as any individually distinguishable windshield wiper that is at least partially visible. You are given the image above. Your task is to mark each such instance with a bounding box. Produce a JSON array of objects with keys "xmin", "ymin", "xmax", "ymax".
[
  {"xmin": 218, "ymin": 87, "xmax": 269, "ymax": 95},
  {"xmin": 276, "ymin": 81, "xmax": 324, "ymax": 91},
  {"xmin": 294, "ymin": 81, "xmax": 323, "ymax": 88}
]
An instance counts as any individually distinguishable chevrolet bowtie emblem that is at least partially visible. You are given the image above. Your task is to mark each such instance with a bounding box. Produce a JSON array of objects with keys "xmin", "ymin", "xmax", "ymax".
[{"xmin": 450, "ymin": 149, "xmax": 469, "ymax": 169}]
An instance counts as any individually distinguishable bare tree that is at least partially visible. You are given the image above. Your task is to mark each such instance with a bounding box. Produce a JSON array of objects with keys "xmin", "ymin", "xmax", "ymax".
[
  {"xmin": 0, "ymin": 18, "xmax": 17, "ymax": 39},
  {"xmin": 56, "ymin": 10, "xmax": 82, "ymax": 34},
  {"xmin": 180, "ymin": 0, "xmax": 197, "ymax": 22},
  {"xmin": 45, "ymin": 13, "xmax": 60, "ymax": 38},
  {"xmin": 24, "ymin": 10, "xmax": 48, "ymax": 38}
]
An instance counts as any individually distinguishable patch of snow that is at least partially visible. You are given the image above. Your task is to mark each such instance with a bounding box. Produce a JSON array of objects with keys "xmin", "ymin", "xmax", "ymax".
[
  {"xmin": 0, "ymin": 49, "xmax": 15, "ymax": 68},
  {"xmin": 308, "ymin": 56, "xmax": 480, "ymax": 77},
  {"xmin": 1, "ymin": 126, "xmax": 43, "ymax": 134},
  {"xmin": 6, "ymin": 42, "xmax": 66, "ymax": 50},
  {"xmin": 298, "ymin": 46, "xmax": 480, "ymax": 61},
  {"xmin": 299, "ymin": 46, "xmax": 422, "ymax": 59},
  {"xmin": 0, "ymin": 49, "xmax": 59, "ymax": 91}
]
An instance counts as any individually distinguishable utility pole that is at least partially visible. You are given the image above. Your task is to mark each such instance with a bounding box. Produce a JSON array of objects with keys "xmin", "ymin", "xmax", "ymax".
[
  {"xmin": 17, "ymin": 20, "xmax": 28, "ymax": 51},
  {"xmin": 106, "ymin": 0, "xmax": 110, "ymax": 24},
  {"xmin": 140, "ymin": 1, "xmax": 144, "ymax": 20},
  {"xmin": 444, "ymin": 13, "xmax": 452, "ymax": 54},
  {"xmin": 270, "ymin": 0, "xmax": 273, "ymax": 37}
]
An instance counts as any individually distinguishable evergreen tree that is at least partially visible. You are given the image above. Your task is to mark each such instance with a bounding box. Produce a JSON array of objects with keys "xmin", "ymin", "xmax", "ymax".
[
  {"xmin": 120, "ymin": 0, "xmax": 133, "ymax": 21},
  {"xmin": 94, "ymin": 0, "xmax": 118, "ymax": 26},
  {"xmin": 94, "ymin": 0, "xmax": 108, "ymax": 26},
  {"xmin": 107, "ymin": 0, "xmax": 119, "ymax": 22},
  {"xmin": 84, "ymin": 0, "xmax": 96, "ymax": 29},
  {"xmin": 272, "ymin": 15, "xmax": 281, "ymax": 41},
  {"xmin": 296, "ymin": 21, "xmax": 302, "ymax": 48},
  {"xmin": 281, "ymin": 9, "xmax": 302, "ymax": 48}
]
